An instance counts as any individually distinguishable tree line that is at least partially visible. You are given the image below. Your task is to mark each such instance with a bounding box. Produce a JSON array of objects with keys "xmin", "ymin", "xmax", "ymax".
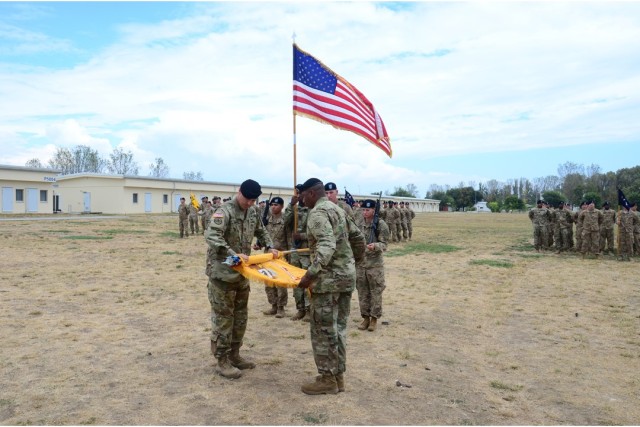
[
  {"xmin": 25, "ymin": 145, "xmax": 203, "ymax": 181},
  {"xmin": 424, "ymin": 162, "xmax": 640, "ymax": 212}
]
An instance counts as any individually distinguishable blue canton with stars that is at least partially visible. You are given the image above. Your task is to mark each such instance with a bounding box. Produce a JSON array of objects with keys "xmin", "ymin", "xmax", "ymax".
[{"xmin": 294, "ymin": 46, "xmax": 337, "ymax": 94}]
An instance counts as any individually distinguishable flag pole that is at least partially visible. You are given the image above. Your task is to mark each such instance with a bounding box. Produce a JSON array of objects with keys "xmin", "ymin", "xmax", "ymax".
[{"xmin": 292, "ymin": 36, "xmax": 299, "ymax": 232}]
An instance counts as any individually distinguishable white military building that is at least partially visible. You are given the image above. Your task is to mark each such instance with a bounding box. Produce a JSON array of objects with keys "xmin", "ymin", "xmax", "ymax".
[{"xmin": 0, "ymin": 165, "xmax": 440, "ymax": 215}]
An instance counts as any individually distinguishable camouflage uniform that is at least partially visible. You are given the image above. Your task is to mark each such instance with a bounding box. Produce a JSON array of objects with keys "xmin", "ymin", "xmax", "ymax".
[
  {"xmin": 599, "ymin": 207, "xmax": 616, "ymax": 254},
  {"xmin": 357, "ymin": 217, "xmax": 389, "ymax": 320},
  {"xmin": 399, "ymin": 205, "xmax": 409, "ymax": 241},
  {"xmin": 178, "ymin": 201, "xmax": 190, "ymax": 238},
  {"xmin": 528, "ymin": 205, "xmax": 550, "ymax": 251},
  {"xmin": 618, "ymin": 209, "xmax": 638, "ymax": 260},
  {"xmin": 580, "ymin": 208, "xmax": 603, "ymax": 256},
  {"xmin": 393, "ymin": 204, "xmax": 403, "ymax": 242},
  {"xmin": 188, "ymin": 204, "xmax": 199, "ymax": 235},
  {"xmin": 204, "ymin": 196, "xmax": 273, "ymax": 359},
  {"xmin": 407, "ymin": 205, "xmax": 415, "ymax": 240},
  {"xmin": 264, "ymin": 211, "xmax": 289, "ymax": 310},
  {"xmin": 386, "ymin": 203, "xmax": 399, "ymax": 242},
  {"xmin": 306, "ymin": 196, "xmax": 361, "ymax": 376},
  {"xmin": 201, "ymin": 203, "xmax": 214, "ymax": 232},
  {"xmin": 574, "ymin": 208, "xmax": 585, "ymax": 252},
  {"xmin": 284, "ymin": 203, "xmax": 310, "ymax": 314},
  {"xmin": 546, "ymin": 206, "xmax": 556, "ymax": 248},
  {"xmin": 632, "ymin": 207, "xmax": 640, "ymax": 255},
  {"xmin": 554, "ymin": 207, "xmax": 573, "ymax": 253}
]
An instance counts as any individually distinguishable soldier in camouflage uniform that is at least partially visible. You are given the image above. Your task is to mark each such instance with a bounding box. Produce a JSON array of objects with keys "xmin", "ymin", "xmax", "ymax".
[
  {"xmin": 393, "ymin": 202, "xmax": 403, "ymax": 242},
  {"xmin": 205, "ymin": 179, "xmax": 276, "ymax": 379},
  {"xmin": 297, "ymin": 178, "xmax": 365, "ymax": 395},
  {"xmin": 399, "ymin": 202, "xmax": 409, "ymax": 241},
  {"xmin": 178, "ymin": 197, "xmax": 190, "ymax": 238},
  {"xmin": 324, "ymin": 182, "xmax": 355, "ymax": 221},
  {"xmin": 599, "ymin": 202, "xmax": 616, "ymax": 255},
  {"xmin": 261, "ymin": 196, "xmax": 289, "ymax": 318},
  {"xmin": 385, "ymin": 201, "xmax": 398, "ymax": 242},
  {"xmin": 574, "ymin": 202, "xmax": 587, "ymax": 252},
  {"xmin": 201, "ymin": 200, "xmax": 214, "ymax": 232},
  {"xmin": 188, "ymin": 202, "xmax": 199, "ymax": 235},
  {"xmin": 406, "ymin": 203, "xmax": 415, "ymax": 241},
  {"xmin": 528, "ymin": 200, "xmax": 550, "ymax": 252},
  {"xmin": 356, "ymin": 199, "xmax": 389, "ymax": 332},
  {"xmin": 580, "ymin": 200, "xmax": 603, "ymax": 258},
  {"xmin": 617, "ymin": 204, "xmax": 638, "ymax": 261},
  {"xmin": 284, "ymin": 185, "xmax": 311, "ymax": 321},
  {"xmin": 199, "ymin": 197, "xmax": 208, "ymax": 233},
  {"xmin": 379, "ymin": 201, "xmax": 388, "ymax": 223},
  {"xmin": 631, "ymin": 203, "xmax": 640, "ymax": 256},
  {"xmin": 554, "ymin": 202, "xmax": 573, "ymax": 254}
]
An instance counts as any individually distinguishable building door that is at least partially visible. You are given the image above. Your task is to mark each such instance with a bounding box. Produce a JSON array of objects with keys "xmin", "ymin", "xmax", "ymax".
[
  {"xmin": 174, "ymin": 194, "xmax": 182, "ymax": 213},
  {"xmin": 144, "ymin": 193, "xmax": 152, "ymax": 213},
  {"xmin": 2, "ymin": 187, "xmax": 12, "ymax": 212},
  {"xmin": 83, "ymin": 192, "xmax": 91, "ymax": 213},
  {"xmin": 53, "ymin": 194, "xmax": 60, "ymax": 213},
  {"xmin": 27, "ymin": 188, "xmax": 38, "ymax": 213}
]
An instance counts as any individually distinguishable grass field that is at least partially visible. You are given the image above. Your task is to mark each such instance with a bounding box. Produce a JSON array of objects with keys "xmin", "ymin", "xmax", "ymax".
[{"xmin": 0, "ymin": 212, "xmax": 638, "ymax": 425}]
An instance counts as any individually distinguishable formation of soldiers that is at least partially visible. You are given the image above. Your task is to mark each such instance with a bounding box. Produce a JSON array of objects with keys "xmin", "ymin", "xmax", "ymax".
[{"xmin": 528, "ymin": 199, "xmax": 640, "ymax": 261}]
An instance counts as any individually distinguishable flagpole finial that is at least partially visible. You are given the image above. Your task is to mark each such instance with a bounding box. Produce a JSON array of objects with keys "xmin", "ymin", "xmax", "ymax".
[{"xmin": 292, "ymin": 32, "xmax": 296, "ymax": 44}]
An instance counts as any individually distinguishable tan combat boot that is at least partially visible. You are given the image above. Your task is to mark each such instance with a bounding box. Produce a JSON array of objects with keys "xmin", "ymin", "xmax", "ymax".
[
  {"xmin": 216, "ymin": 355, "xmax": 242, "ymax": 379},
  {"xmin": 210, "ymin": 340, "xmax": 217, "ymax": 356},
  {"xmin": 275, "ymin": 306, "xmax": 285, "ymax": 318},
  {"xmin": 301, "ymin": 373, "xmax": 339, "ymax": 395},
  {"xmin": 229, "ymin": 343, "xmax": 256, "ymax": 370},
  {"xmin": 291, "ymin": 310, "xmax": 306, "ymax": 321},
  {"xmin": 357, "ymin": 316, "xmax": 370, "ymax": 330},
  {"xmin": 302, "ymin": 309, "xmax": 311, "ymax": 323},
  {"xmin": 368, "ymin": 317, "xmax": 377, "ymax": 332},
  {"xmin": 316, "ymin": 373, "xmax": 345, "ymax": 392},
  {"xmin": 263, "ymin": 304, "xmax": 277, "ymax": 315}
]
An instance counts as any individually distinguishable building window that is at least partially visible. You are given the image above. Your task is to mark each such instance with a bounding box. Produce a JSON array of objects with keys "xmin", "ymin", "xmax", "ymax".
[
  {"xmin": 163, "ymin": 194, "xmax": 168, "ymax": 204},
  {"xmin": 16, "ymin": 189, "xmax": 24, "ymax": 202},
  {"xmin": 40, "ymin": 190, "xmax": 48, "ymax": 202},
  {"xmin": 133, "ymin": 193, "xmax": 138, "ymax": 204}
]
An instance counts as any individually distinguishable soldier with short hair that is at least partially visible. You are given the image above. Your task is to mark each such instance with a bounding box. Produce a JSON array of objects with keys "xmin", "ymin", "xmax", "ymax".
[
  {"xmin": 574, "ymin": 202, "xmax": 587, "ymax": 252},
  {"xmin": 205, "ymin": 179, "xmax": 276, "ymax": 379},
  {"xmin": 297, "ymin": 177, "xmax": 364, "ymax": 395},
  {"xmin": 581, "ymin": 200, "xmax": 603, "ymax": 259},
  {"xmin": 528, "ymin": 200, "xmax": 550, "ymax": 252},
  {"xmin": 554, "ymin": 202, "xmax": 573, "ymax": 254},
  {"xmin": 600, "ymin": 202, "xmax": 616, "ymax": 255},
  {"xmin": 178, "ymin": 197, "xmax": 189, "ymax": 238}
]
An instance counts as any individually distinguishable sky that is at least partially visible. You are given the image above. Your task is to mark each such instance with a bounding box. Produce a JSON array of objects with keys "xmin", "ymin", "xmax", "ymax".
[{"xmin": 1, "ymin": 1, "xmax": 640, "ymax": 198}]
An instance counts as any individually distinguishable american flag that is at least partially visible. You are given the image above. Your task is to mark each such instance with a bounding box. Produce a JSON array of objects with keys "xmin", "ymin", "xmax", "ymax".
[{"xmin": 293, "ymin": 44, "xmax": 392, "ymax": 157}]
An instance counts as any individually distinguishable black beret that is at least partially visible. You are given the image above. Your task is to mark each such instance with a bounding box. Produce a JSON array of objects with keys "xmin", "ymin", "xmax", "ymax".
[
  {"xmin": 299, "ymin": 177, "xmax": 323, "ymax": 192},
  {"xmin": 603, "ymin": 201, "xmax": 610, "ymax": 206},
  {"xmin": 559, "ymin": 201, "xmax": 565, "ymax": 206},
  {"xmin": 537, "ymin": 200, "xmax": 543, "ymax": 204},
  {"xmin": 324, "ymin": 182, "xmax": 337, "ymax": 191},
  {"xmin": 239, "ymin": 179, "xmax": 262, "ymax": 199},
  {"xmin": 587, "ymin": 200, "xmax": 594, "ymax": 204},
  {"xmin": 270, "ymin": 196, "xmax": 284, "ymax": 205},
  {"xmin": 362, "ymin": 199, "xmax": 376, "ymax": 209},
  {"xmin": 295, "ymin": 184, "xmax": 303, "ymax": 192}
]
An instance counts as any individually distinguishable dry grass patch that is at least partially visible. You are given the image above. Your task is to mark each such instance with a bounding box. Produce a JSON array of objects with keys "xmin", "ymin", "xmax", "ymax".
[{"xmin": 1, "ymin": 212, "xmax": 639, "ymax": 425}]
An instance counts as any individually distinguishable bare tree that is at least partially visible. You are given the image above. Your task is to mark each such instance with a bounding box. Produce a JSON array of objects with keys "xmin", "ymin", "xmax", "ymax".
[
  {"xmin": 149, "ymin": 157, "xmax": 170, "ymax": 178},
  {"xmin": 107, "ymin": 148, "xmax": 139, "ymax": 175},
  {"xmin": 48, "ymin": 145, "xmax": 106, "ymax": 175},
  {"xmin": 405, "ymin": 183, "xmax": 419, "ymax": 197},
  {"xmin": 25, "ymin": 158, "xmax": 43, "ymax": 168},
  {"xmin": 183, "ymin": 171, "xmax": 204, "ymax": 181}
]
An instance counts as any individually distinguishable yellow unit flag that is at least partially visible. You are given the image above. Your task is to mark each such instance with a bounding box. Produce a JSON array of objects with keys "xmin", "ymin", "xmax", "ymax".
[
  {"xmin": 190, "ymin": 193, "xmax": 200, "ymax": 210},
  {"xmin": 231, "ymin": 252, "xmax": 307, "ymax": 288}
]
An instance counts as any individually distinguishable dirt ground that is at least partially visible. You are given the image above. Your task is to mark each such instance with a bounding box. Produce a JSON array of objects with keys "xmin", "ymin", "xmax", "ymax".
[{"xmin": 1, "ymin": 212, "xmax": 639, "ymax": 425}]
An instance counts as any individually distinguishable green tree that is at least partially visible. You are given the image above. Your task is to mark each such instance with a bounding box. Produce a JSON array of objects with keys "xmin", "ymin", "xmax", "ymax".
[
  {"xmin": 503, "ymin": 195, "xmax": 525, "ymax": 211},
  {"xmin": 582, "ymin": 191, "xmax": 602, "ymax": 208},
  {"xmin": 542, "ymin": 190, "xmax": 565, "ymax": 208},
  {"xmin": 390, "ymin": 187, "xmax": 414, "ymax": 197},
  {"xmin": 487, "ymin": 201, "xmax": 500, "ymax": 213}
]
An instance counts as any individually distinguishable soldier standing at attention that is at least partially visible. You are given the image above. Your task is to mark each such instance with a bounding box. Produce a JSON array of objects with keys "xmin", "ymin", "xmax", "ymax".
[
  {"xmin": 528, "ymin": 200, "xmax": 550, "ymax": 252},
  {"xmin": 297, "ymin": 178, "xmax": 360, "ymax": 395},
  {"xmin": 581, "ymin": 200, "xmax": 603, "ymax": 259},
  {"xmin": 261, "ymin": 196, "xmax": 289, "ymax": 318},
  {"xmin": 545, "ymin": 201, "xmax": 555, "ymax": 249},
  {"xmin": 631, "ymin": 203, "xmax": 640, "ymax": 256},
  {"xmin": 178, "ymin": 197, "xmax": 190, "ymax": 238},
  {"xmin": 600, "ymin": 202, "xmax": 616, "ymax": 255},
  {"xmin": 574, "ymin": 202, "xmax": 587, "ymax": 253},
  {"xmin": 205, "ymin": 179, "xmax": 276, "ymax": 379},
  {"xmin": 554, "ymin": 202, "xmax": 573, "ymax": 254},
  {"xmin": 356, "ymin": 199, "xmax": 390, "ymax": 332},
  {"xmin": 324, "ymin": 182, "xmax": 355, "ymax": 221},
  {"xmin": 379, "ymin": 201, "xmax": 388, "ymax": 224},
  {"xmin": 284, "ymin": 185, "xmax": 311, "ymax": 322},
  {"xmin": 406, "ymin": 202, "xmax": 415, "ymax": 241},
  {"xmin": 617, "ymin": 203, "xmax": 638, "ymax": 261},
  {"xmin": 202, "ymin": 200, "xmax": 214, "ymax": 232},
  {"xmin": 188, "ymin": 201, "xmax": 200, "ymax": 235},
  {"xmin": 399, "ymin": 202, "xmax": 409, "ymax": 241},
  {"xmin": 199, "ymin": 196, "xmax": 209, "ymax": 234},
  {"xmin": 392, "ymin": 201, "xmax": 403, "ymax": 243}
]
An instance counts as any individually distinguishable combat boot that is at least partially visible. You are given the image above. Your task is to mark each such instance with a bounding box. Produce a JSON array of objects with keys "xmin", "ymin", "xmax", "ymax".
[
  {"xmin": 368, "ymin": 317, "xmax": 377, "ymax": 332},
  {"xmin": 302, "ymin": 309, "xmax": 311, "ymax": 323},
  {"xmin": 291, "ymin": 310, "xmax": 306, "ymax": 321},
  {"xmin": 275, "ymin": 306, "xmax": 285, "ymax": 318},
  {"xmin": 216, "ymin": 355, "xmax": 242, "ymax": 379},
  {"xmin": 263, "ymin": 304, "xmax": 277, "ymax": 315},
  {"xmin": 316, "ymin": 373, "xmax": 345, "ymax": 392},
  {"xmin": 229, "ymin": 343, "xmax": 256, "ymax": 370},
  {"xmin": 301, "ymin": 373, "xmax": 339, "ymax": 395},
  {"xmin": 357, "ymin": 317, "xmax": 370, "ymax": 330},
  {"xmin": 210, "ymin": 340, "xmax": 217, "ymax": 356}
]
